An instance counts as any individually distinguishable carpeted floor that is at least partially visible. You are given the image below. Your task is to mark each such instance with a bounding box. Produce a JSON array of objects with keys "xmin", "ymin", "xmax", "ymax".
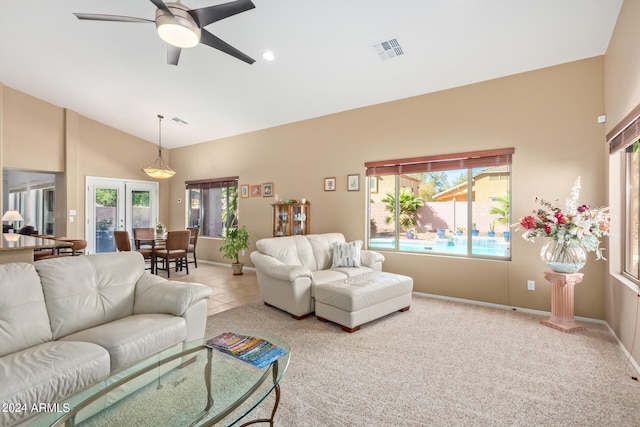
[{"xmin": 205, "ymin": 295, "xmax": 640, "ymax": 427}]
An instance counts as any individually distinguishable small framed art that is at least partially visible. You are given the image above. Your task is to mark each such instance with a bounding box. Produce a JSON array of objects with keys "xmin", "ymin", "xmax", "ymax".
[
  {"xmin": 241, "ymin": 184, "xmax": 249, "ymax": 198},
  {"xmin": 262, "ymin": 182, "xmax": 274, "ymax": 197},
  {"xmin": 251, "ymin": 184, "xmax": 261, "ymax": 197},
  {"xmin": 347, "ymin": 174, "xmax": 360, "ymax": 191},
  {"xmin": 324, "ymin": 177, "xmax": 336, "ymax": 191}
]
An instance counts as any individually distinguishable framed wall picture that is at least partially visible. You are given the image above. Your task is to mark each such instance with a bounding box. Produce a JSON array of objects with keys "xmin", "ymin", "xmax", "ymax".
[
  {"xmin": 347, "ymin": 174, "xmax": 360, "ymax": 191},
  {"xmin": 370, "ymin": 176, "xmax": 378, "ymax": 194},
  {"xmin": 324, "ymin": 177, "xmax": 336, "ymax": 191},
  {"xmin": 240, "ymin": 184, "xmax": 249, "ymax": 198},
  {"xmin": 262, "ymin": 182, "xmax": 274, "ymax": 197},
  {"xmin": 250, "ymin": 184, "xmax": 261, "ymax": 197}
]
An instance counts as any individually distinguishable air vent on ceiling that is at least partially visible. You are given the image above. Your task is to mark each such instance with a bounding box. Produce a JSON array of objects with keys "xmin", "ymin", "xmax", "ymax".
[
  {"xmin": 172, "ymin": 117, "xmax": 188, "ymax": 126},
  {"xmin": 373, "ymin": 38, "xmax": 404, "ymax": 61}
]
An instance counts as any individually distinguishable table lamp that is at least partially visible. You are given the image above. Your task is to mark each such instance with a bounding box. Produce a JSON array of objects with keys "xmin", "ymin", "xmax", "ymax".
[{"xmin": 2, "ymin": 210, "xmax": 24, "ymax": 233}]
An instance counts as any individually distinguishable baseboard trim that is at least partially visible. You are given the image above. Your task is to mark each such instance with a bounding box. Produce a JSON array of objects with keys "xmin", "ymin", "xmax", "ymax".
[
  {"xmin": 413, "ymin": 291, "xmax": 640, "ymax": 375},
  {"xmin": 412, "ymin": 291, "xmax": 604, "ymax": 324},
  {"xmin": 603, "ymin": 322, "xmax": 640, "ymax": 376},
  {"xmin": 197, "ymin": 260, "xmax": 256, "ymax": 271}
]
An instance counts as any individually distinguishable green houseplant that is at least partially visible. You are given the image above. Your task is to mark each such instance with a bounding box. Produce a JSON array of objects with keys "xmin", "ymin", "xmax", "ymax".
[{"xmin": 220, "ymin": 225, "xmax": 250, "ymax": 275}]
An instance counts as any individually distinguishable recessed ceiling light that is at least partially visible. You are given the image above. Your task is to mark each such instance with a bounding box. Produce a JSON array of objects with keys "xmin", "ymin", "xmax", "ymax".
[{"xmin": 262, "ymin": 50, "xmax": 275, "ymax": 61}]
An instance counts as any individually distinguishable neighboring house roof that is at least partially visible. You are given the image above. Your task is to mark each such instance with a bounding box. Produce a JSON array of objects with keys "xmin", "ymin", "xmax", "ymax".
[{"xmin": 432, "ymin": 166, "xmax": 508, "ymax": 201}]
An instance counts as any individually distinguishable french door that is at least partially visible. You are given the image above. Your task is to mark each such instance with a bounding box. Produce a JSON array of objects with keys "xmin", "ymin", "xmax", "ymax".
[{"xmin": 85, "ymin": 177, "xmax": 159, "ymax": 254}]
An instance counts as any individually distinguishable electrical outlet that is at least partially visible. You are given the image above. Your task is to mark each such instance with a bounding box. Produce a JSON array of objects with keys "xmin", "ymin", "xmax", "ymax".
[{"xmin": 527, "ymin": 280, "xmax": 535, "ymax": 291}]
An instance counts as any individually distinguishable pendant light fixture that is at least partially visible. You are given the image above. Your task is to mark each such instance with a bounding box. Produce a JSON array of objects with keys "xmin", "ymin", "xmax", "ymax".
[{"xmin": 142, "ymin": 114, "xmax": 176, "ymax": 179}]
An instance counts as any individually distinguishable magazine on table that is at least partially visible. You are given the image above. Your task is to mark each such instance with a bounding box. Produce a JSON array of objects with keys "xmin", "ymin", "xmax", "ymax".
[{"xmin": 205, "ymin": 332, "xmax": 287, "ymax": 369}]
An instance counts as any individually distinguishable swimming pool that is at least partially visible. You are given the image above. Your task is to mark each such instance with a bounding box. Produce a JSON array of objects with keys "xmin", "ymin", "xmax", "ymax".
[{"xmin": 369, "ymin": 237, "xmax": 510, "ymax": 258}]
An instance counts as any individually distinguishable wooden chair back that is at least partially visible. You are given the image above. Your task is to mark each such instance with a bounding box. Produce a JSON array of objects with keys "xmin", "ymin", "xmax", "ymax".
[
  {"xmin": 114, "ymin": 231, "xmax": 131, "ymax": 252},
  {"xmin": 133, "ymin": 228, "xmax": 155, "ymax": 249},
  {"xmin": 187, "ymin": 227, "xmax": 199, "ymax": 247},
  {"xmin": 166, "ymin": 230, "xmax": 190, "ymax": 251}
]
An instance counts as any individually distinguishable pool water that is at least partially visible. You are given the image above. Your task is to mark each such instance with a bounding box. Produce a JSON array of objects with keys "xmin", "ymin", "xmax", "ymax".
[{"xmin": 369, "ymin": 237, "xmax": 510, "ymax": 257}]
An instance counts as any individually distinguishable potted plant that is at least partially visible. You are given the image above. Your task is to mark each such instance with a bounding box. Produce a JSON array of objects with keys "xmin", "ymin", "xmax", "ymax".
[
  {"xmin": 455, "ymin": 226, "xmax": 465, "ymax": 235},
  {"xmin": 488, "ymin": 222, "xmax": 496, "ymax": 237},
  {"xmin": 220, "ymin": 225, "xmax": 250, "ymax": 275},
  {"xmin": 471, "ymin": 223, "xmax": 479, "ymax": 236}
]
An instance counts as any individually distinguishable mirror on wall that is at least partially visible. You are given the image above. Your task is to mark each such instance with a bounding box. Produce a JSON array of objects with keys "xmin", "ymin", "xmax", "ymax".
[{"xmin": 2, "ymin": 170, "xmax": 57, "ymax": 235}]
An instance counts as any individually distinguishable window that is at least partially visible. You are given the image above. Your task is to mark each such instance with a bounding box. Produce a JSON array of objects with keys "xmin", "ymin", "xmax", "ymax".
[
  {"xmin": 365, "ymin": 148, "xmax": 513, "ymax": 259},
  {"xmin": 624, "ymin": 142, "xmax": 639, "ymax": 280},
  {"xmin": 609, "ymin": 112, "xmax": 640, "ymax": 282},
  {"xmin": 186, "ymin": 177, "xmax": 238, "ymax": 237}
]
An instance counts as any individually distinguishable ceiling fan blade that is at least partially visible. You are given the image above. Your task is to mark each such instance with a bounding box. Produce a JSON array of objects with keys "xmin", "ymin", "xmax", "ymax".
[
  {"xmin": 199, "ymin": 29, "xmax": 255, "ymax": 64},
  {"xmin": 167, "ymin": 45, "xmax": 181, "ymax": 65},
  {"xmin": 149, "ymin": 0, "xmax": 172, "ymax": 14},
  {"xmin": 188, "ymin": 0, "xmax": 255, "ymax": 27},
  {"xmin": 73, "ymin": 13, "xmax": 153, "ymax": 23}
]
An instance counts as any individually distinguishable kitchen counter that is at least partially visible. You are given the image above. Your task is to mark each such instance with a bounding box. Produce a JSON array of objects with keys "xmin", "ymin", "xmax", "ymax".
[{"xmin": 0, "ymin": 234, "xmax": 73, "ymax": 263}]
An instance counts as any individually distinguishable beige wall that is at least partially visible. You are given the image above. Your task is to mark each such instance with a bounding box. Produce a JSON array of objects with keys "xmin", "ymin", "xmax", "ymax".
[
  {"xmin": 604, "ymin": 0, "xmax": 640, "ymax": 366},
  {"xmin": 168, "ymin": 56, "xmax": 607, "ymax": 319},
  {"xmin": 2, "ymin": 87, "xmax": 65, "ymax": 172}
]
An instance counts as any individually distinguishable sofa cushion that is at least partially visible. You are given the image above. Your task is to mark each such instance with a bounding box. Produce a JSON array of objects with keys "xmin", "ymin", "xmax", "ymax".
[
  {"xmin": 331, "ymin": 266, "xmax": 375, "ymax": 277},
  {"xmin": 0, "ymin": 263, "xmax": 52, "ymax": 357},
  {"xmin": 59, "ymin": 314, "xmax": 186, "ymax": 371},
  {"xmin": 307, "ymin": 233, "xmax": 345, "ymax": 270},
  {"xmin": 256, "ymin": 235, "xmax": 317, "ymax": 269},
  {"xmin": 36, "ymin": 252, "xmax": 145, "ymax": 340},
  {"xmin": 331, "ymin": 240, "xmax": 362, "ymax": 268},
  {"xmin": 0, "ymin": 341, "xmax": 109, "ymax": 427},
  {"xmin": 311, "ymin": 269, "xmax": 349, "ymax": 286}
]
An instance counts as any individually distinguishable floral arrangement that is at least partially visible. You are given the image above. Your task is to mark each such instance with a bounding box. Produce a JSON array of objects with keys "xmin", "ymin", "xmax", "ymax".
[{"xmin": 513, "ymin": 177, "xmax": 610, "ymax": 259}]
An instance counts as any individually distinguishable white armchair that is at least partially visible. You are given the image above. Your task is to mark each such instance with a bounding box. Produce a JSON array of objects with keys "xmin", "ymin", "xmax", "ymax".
[{"xmin": 250, "ymin": 233, "xmax": 384, "ymax": 318}]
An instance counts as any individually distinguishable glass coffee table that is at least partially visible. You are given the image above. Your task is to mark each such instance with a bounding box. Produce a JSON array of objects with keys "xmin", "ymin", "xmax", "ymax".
[{"xmin": 39, "ymin": 333, "xmax": 289, "ymax": 427}]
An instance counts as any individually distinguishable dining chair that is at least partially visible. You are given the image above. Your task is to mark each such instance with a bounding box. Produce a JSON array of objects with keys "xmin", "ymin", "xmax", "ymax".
[
  {"xmin": 114, "ymin": 230, "xmax": 132, "ymax": 251},
  {"xmin": 133, "ymin": 228, "xmax": 155, "ymax": 250},
  {"xmin": 115, "ymin": 230, "xmax": 153, "ymax": 272},
  {"xmin": 154, "ymin": 230, "xmax": 190, "ymax": 278},
  {"xmin": 187, "ymin": 227, "xmax": 199, "ymax": 268}
]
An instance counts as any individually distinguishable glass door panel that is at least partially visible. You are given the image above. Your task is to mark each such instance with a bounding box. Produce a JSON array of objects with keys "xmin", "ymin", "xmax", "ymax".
[
  {"xmin": 86, "ymin": 178, "xmax": 158, "ymax": 254},
  {"xmin": 126, "ymin": 182, "xmax": 158, "ymax": 234}
]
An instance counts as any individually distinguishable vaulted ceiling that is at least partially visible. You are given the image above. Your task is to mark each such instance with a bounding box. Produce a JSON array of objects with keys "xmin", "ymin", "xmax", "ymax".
[{"xmin": 0, "ymin": 0, "xmax": 623, "ymax": 148}]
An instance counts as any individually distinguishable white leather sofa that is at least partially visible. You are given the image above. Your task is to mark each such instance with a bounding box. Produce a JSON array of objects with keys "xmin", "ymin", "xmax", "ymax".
[
  {"xmin": 0, "ymin": 251, "xmax": 212, "ymax": 427},
  {"xmin": 250, "ymin": 233, "xmax": 385, "ymax": 319}
]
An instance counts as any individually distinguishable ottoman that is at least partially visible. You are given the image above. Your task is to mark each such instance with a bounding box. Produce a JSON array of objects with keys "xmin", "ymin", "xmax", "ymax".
[{"xmin": 313, "ymin": 272, "xmax": 413, "ymax": 332}]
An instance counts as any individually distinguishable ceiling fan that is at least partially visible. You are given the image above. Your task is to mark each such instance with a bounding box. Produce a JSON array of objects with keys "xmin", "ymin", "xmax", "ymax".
[{"xmin": 74, "ymin": 0, "xmax": 256, "ymax": 65}]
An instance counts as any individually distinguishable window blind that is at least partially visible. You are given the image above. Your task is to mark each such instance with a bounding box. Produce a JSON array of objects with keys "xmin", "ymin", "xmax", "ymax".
[
  {"xmin": 185, "ymin": 176, "xmax": 238, "ymax": 190},
  {"xmin": 364, "ymin": 148, "xmax": 514, "ymax": 177},
  {"xmin": 608, "ymin": 108, "xmax": 640, "ymax": 154}
]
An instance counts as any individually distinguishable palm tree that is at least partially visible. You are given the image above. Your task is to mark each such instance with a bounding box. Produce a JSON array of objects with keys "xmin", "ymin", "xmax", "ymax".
[
  {"xmin": 382, "ymin": 188, "xmax": 424, "ymax": 232},
  {"xmin": 490, "ymin": 194, "xmax": 510, "ymax": 227}
]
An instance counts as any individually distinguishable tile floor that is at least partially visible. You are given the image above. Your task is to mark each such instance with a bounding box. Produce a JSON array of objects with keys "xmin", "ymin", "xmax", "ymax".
[{"xmin": 155, "ymin": 261, "xmax": 261, "ymax": 316}]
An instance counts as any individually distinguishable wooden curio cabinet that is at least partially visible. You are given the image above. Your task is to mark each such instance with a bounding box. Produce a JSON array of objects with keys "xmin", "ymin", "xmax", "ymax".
[{"xmin": 272, "ymin": 202, "xmax": 310, "ymax": 237}]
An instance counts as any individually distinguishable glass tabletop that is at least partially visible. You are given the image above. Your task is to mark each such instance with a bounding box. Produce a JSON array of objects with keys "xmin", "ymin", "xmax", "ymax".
[{"xmin": 38, "ymin": 333, "xmax": 289, "ymax": 427}]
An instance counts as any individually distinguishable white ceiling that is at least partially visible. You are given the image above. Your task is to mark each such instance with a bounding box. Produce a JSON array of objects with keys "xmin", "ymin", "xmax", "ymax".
[{"xmin": 0, "ymin": 0, "xmax": 623, "ymax": 149}]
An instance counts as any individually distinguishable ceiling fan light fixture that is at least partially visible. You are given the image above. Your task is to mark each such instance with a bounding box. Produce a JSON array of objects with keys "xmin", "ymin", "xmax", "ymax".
[
  {"xmin": 156, "ymin": 8, "xmax": 201, "ymax": 48},
  {"xmin": 142, "ymin": 115, "xmax": 177, "ymax": 179}
]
